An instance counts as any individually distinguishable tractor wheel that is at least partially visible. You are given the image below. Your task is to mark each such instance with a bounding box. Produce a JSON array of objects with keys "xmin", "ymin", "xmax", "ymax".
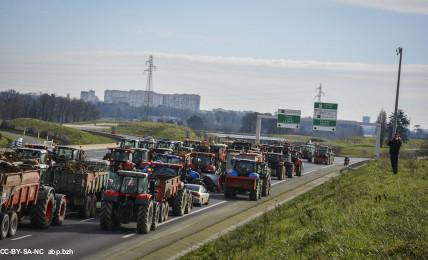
[
  {"xmin": 163, "ymin": 201, "xmax": 169, "ymax": 222},
  {"xmin": 184, "ymin": 193, "xmax": 191, "ymax": 214},
  {"xmin": 100, "ymin": 201, "xmax": 120, "ymax": 230},
  {"xmin": 80, "ymin": 195, "xmax": 92, "ymax": 219},
  {"xmin": 277, "ymin": 166, "xmax": 284, "ymax": 180},
  {"xmin": 224, "ymin": 187, "xmax": 234, "ymax": 198},
  {"xmin": 137, "ymin": 201, "xmax": 153, "ymax": 234},
  {"xmin": 172, "ymin": 190, "xmax": 186, "ymax": 216},
  {"xmin": 151, "ymin": 202, "xmax": 160, "ymax": 231},
  {"xmin": 8, "ymin": 211, "xmax": 18, "ymax": 238},
  {"xmin": 52, "ymin": 195, "xmax": 66, "ymax": 226},
  {"xmin": 296, "ymin": 163, "xmax": 303, "ymax": 176},
  {"xmin": 262, "ymin": 178, "xmax": 269, "ymax": 197},
  {"xmin": 262, "ymin": 177, "xmax": 271, "ymax": 197},
  {"xmin": 0, "ymin": 213, "xmax": 10, "ymax": 240},
  {"xmin": 90, "ymin": 195, "xmax": 97, "ymax": 218},
  {"xmin": 249, "ymin": 180, "xmax": 261, "ymax": 201},
  {"xmin": 30, "ymin": 191, "xmax": 55, "ymax": 229},
  {"xmin": 286, "ymin": 165, "xmax": 293, "ymax": 178}
]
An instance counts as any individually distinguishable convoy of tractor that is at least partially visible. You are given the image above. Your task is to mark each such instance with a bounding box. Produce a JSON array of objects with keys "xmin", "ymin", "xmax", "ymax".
[{"xmin": 0, "ymin": 134, "xmax": 336, "ymax": 239}]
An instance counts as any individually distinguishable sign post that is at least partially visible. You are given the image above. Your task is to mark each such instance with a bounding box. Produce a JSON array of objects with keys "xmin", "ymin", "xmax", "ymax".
[
  {"xmin": 313, "ymin": 102, "xmax": 338, "ymax": 131},
  {"xmin": 277, "ymin": 109, "xmax": 301, "ymax": 129}
]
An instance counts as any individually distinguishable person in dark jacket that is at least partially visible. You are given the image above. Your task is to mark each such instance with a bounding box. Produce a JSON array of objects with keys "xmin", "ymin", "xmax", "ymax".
[{"xmin": 388, "ymin": 133, "xmax": 402, "ymax": 174}]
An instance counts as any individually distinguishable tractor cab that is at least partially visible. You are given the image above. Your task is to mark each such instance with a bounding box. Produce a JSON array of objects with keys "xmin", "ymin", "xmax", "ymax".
[
  {"xmin": 102, "ymin": 170, "xmax": 158, "ymax": 234},
  {"xmin": 14, "ymin": 147, "xmax": 50, "ymax": 169},
  {"xmin": 229, "ymin": 158, "xmax": 267, "ymax": 178},
  {"xmin": 108, "ymin": 148, "xmax": 135, "ymax": 171},
  {"xmin": 189, "ymin": 152, "xmax": 216, "ymax": 173},
  {"xmin": 148, "ymin": 162, "xmax": 184, "ymax": 178},
  {"xmin": 152, "ymin": 154, "xmax": 184, "ymax": 165},
  {"xmin": 138, "ymin": 139, "xmax": 157, "ymax": 150},
  {"xmin": 117, "ymin": 138, "xmax": 140, "ymax": 149},
  {"xmin": 132, "ymin": 148, "xmax": 150, "ymax": 169},
  {"xmin": 53, "ymin": 146, "xmax": 86, "ymax": 163}
]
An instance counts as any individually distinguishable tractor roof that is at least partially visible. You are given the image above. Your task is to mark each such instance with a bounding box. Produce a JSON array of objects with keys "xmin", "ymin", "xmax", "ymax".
[
  {"xmin": 117, "ymin": 170, "xmax": 148, "ymax": 178},
  {"xmin": 150, "ymin": 162, "xmax": 183, "ymax": 169}
]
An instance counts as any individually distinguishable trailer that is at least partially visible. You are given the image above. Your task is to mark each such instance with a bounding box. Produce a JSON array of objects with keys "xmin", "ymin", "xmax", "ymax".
[{"xmin": 0, "ymin": 161, "xmax": 66, "ymax": 239}]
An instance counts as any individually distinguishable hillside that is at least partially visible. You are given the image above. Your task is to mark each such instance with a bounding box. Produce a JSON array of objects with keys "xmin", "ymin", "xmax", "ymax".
[{"xmin": 0, "ymin": 118, "xmax": 115, "ymax": 145}]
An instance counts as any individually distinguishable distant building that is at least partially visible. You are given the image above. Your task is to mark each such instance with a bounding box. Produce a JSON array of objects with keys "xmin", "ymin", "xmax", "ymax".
[
  {"xmin": 104, "ymin": 90, "xmax": 201, "ymax": 112},
  {"xmin": 80, "ymin": 90, "xmax": 99, "ymax": 104},
  {"xmin": 362, "ymin": 116, "xmax": 370, "ymax": 124}
]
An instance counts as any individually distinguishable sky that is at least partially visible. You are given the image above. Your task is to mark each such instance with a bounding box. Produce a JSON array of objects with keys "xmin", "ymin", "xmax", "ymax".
[{"xmin": 0, "ymin": 0, "xmax": 427, "ymax": 127}]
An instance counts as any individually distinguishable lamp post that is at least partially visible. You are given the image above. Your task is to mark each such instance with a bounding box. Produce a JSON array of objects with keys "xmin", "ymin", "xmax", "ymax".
[{"xmin": 392, "ymin": 47, "xmax": 403, "ymax": 136}]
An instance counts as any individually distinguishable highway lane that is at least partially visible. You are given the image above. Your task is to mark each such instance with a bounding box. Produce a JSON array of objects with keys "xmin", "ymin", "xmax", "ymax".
[{"xmin": 0, "ymin": 156, "xmax": 366, "ymax": 259}]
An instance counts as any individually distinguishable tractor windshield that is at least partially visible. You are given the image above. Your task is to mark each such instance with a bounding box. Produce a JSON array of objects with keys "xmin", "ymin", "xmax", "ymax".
[
  {"xmin": 120, "ymin": 176, "xmax": 148, "ymax": 194},
  {"xmin": 110, "ymin": 150, "xmax": 131, "ymax": 162},
  {"xmin": 151, "ymin": 166, "xmax": 179, "ymax": 177},
  {"xmin": 133, "ymin": 150, "xmax": 148, "ymax": 163},
  {"xmin": 54, "ymin": 148, "xmax": 78, "ymax": 161},
  {"xmin": 234, "ymin": 161, "xmax": 255, "ymax": 175},
  {"xmin": 119, "ymin": 140, "xmax": 137, "ymax": 148},
  {"xmin": 193, "ymin": 155, "xmax": 212, "ymax": 169},
  {"xmin": 153, "ymin": 154, "xmax": 181, "ymax": 164}
]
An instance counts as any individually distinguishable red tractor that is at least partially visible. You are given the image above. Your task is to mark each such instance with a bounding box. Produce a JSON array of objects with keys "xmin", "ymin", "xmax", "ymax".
[
  {"xmin": 107, "ymin": 148, "xmax": 136, "ymax": 172},
  {"xmin": 100, "ymin": 170, "xmax": 159, "ymax": 234}
]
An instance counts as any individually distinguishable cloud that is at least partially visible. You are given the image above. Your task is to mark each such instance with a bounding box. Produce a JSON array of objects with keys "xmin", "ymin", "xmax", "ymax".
[
  {"xmin": 336, "ymin": 0, "xmax": 428, "ymax": 15},
  {"xmin": 90, "ymin": 50, "xmax": 428, "ymax": 75}
]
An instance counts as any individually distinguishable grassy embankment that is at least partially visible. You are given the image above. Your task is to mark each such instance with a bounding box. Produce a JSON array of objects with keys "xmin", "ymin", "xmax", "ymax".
[
  {"xmin": 0, "ymin": 132, "xmax": 14, "ymax": 147},
  {"xmin": 75, "ymin": 120, "xmax": 198, "ymax": 140},
  {"xmin": 183, "ymin": 158, "xmax": 428, "ymax": 260},
  {"xmin": 0, "ymin": 118, "xmax": 115, "ymax": 145}
]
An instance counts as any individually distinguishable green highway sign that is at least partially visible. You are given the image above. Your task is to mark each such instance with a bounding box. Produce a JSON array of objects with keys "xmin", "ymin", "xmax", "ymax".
[
  {"xmin": 313, "ymin": 102, "xmax": 338, "ymax": 131},
  {"xmin": 277, "ymin": 109, "xmax": 301, "ymax": 129}
]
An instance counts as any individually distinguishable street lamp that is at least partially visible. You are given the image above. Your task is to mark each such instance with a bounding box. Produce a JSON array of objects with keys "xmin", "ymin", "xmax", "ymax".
[{"xmin": 392, "ymin": 47, "xmax": 403, "ymax": 136}]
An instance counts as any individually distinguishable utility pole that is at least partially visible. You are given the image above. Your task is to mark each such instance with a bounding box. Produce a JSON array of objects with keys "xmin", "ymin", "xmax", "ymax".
[
  {"xmin": 315, "ymin": 83, "xmax": 325, "ymax": 103},
  {"xmin": 392, "ymin": 47, "xmax": 402, "ymax": 136},
  {"xmin": 144, "ymin": 55, "xmax": 156, "ymax": 110}
]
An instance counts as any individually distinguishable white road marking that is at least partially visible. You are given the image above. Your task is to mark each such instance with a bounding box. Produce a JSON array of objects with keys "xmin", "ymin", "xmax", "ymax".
[
  {"xmin": 79, "ymin": 218, "xmax": 95, "ymax": 223},
  {"xmin": 122, "ymin": 233, "xmax": 136, "ymax": 238},
  {"xmin": 11, "ymin": 234, "xmax": 32, "ymax": 241},
  {"xmin": 321, "ymin": 165, "xmax": 335, "ymax": 169},
  {"xmin": 121, "ymin": 201, "xmax": 228, "ymax": 238},
  {"xmin": 271, "ymin": 180, "xmax": 286, "ymax": 186},
  {"xmin": 159, "ymin": 200, "xmax": 228, "ymax": 226}
]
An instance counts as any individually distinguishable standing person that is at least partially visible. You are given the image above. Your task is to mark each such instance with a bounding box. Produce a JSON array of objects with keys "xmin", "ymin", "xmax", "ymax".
[{"xmin": 388, "ymin": 133, "xmax": 402, "ymax": 174}]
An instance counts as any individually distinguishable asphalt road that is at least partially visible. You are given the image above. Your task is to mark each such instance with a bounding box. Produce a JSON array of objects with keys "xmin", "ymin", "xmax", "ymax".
[{"xmin": 0, "ymin": 153, "xmax": 367, "ymax": 259}]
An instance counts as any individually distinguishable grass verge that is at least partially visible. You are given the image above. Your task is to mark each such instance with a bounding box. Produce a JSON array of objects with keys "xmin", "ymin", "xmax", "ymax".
[
  {"xmin": 183, "ymin": 158, "xmax": 428, "ymax": 260},
  {"xmin": 113, "ymin": 121, "xmax": 198, "ymax": 140},
  {"xmin": 0, "ymin": 118, "xmax": 115, "ymax": 145}
]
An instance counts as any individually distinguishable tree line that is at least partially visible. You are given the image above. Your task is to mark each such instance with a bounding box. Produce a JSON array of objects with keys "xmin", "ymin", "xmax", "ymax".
[{"xmin": 0, "ymin": 90, "xmax": 99, "ymax": 123}]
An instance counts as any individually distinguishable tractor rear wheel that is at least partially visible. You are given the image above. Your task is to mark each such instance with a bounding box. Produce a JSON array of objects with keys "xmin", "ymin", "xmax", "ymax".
[
  {"xmin": 52, "ymin": 195, "xmax": 66, "ymax": 226},
  {"xmin": 80, "ymin": 195, "xmax": 92, "ymax": 219},
  {"xmin": 250, "ymin": 180, "xmax": 261, "ymax": 201},
  {"xmin": 262, "ymin": 177, "xmax": 271, "ymax": 197},
  {"xmin": 90, "ymin": 195, "xmax": 97, "ymax": 218},
  {"xmin": 8, "ymin": 211, "xmax": 18, "ymax": 238},
  {"xmin": 137, "ymin": 201, "xmax": 153, "ymax": 234},
  {"xmin": 151, "ymin": 202, "xmax": 160, "ymax": 231},
  {"xmin": 30, "ymin": 191, "xmax": 55, "ymax": 229},
  {"xmin": 162, "ymin": 201, "xmax": 169, "ymax": 222},
  {"xmin": 0, "ymin": 213, "xmax": 10, "ymax": 240},
  {"xmin": 277, "ymin": 166, "xmax": 284, "ymax": 180},
  {"xmin": 184, "ymin": 193, "xmax": 192, "ymax": 214},
  {"xmin": 172, "ymin": 190, "xmax": 186, "ymax": 216},
  {"xmin": 100, "ymin": 201, "xmax": 120, "ymax": 230},
  {"xmin": 224, "ymin": 187, "xmax": 235, "ymax": 198}
]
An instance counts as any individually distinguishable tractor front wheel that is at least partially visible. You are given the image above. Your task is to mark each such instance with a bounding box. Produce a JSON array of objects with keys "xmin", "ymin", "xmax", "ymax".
[
  {"xmin": 137, "ymin": 201, "xmax": 153, "ymax": 234},
  {"xmin": 52, "ymin": 195, "xmax": 66, "ymax": 226}
]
